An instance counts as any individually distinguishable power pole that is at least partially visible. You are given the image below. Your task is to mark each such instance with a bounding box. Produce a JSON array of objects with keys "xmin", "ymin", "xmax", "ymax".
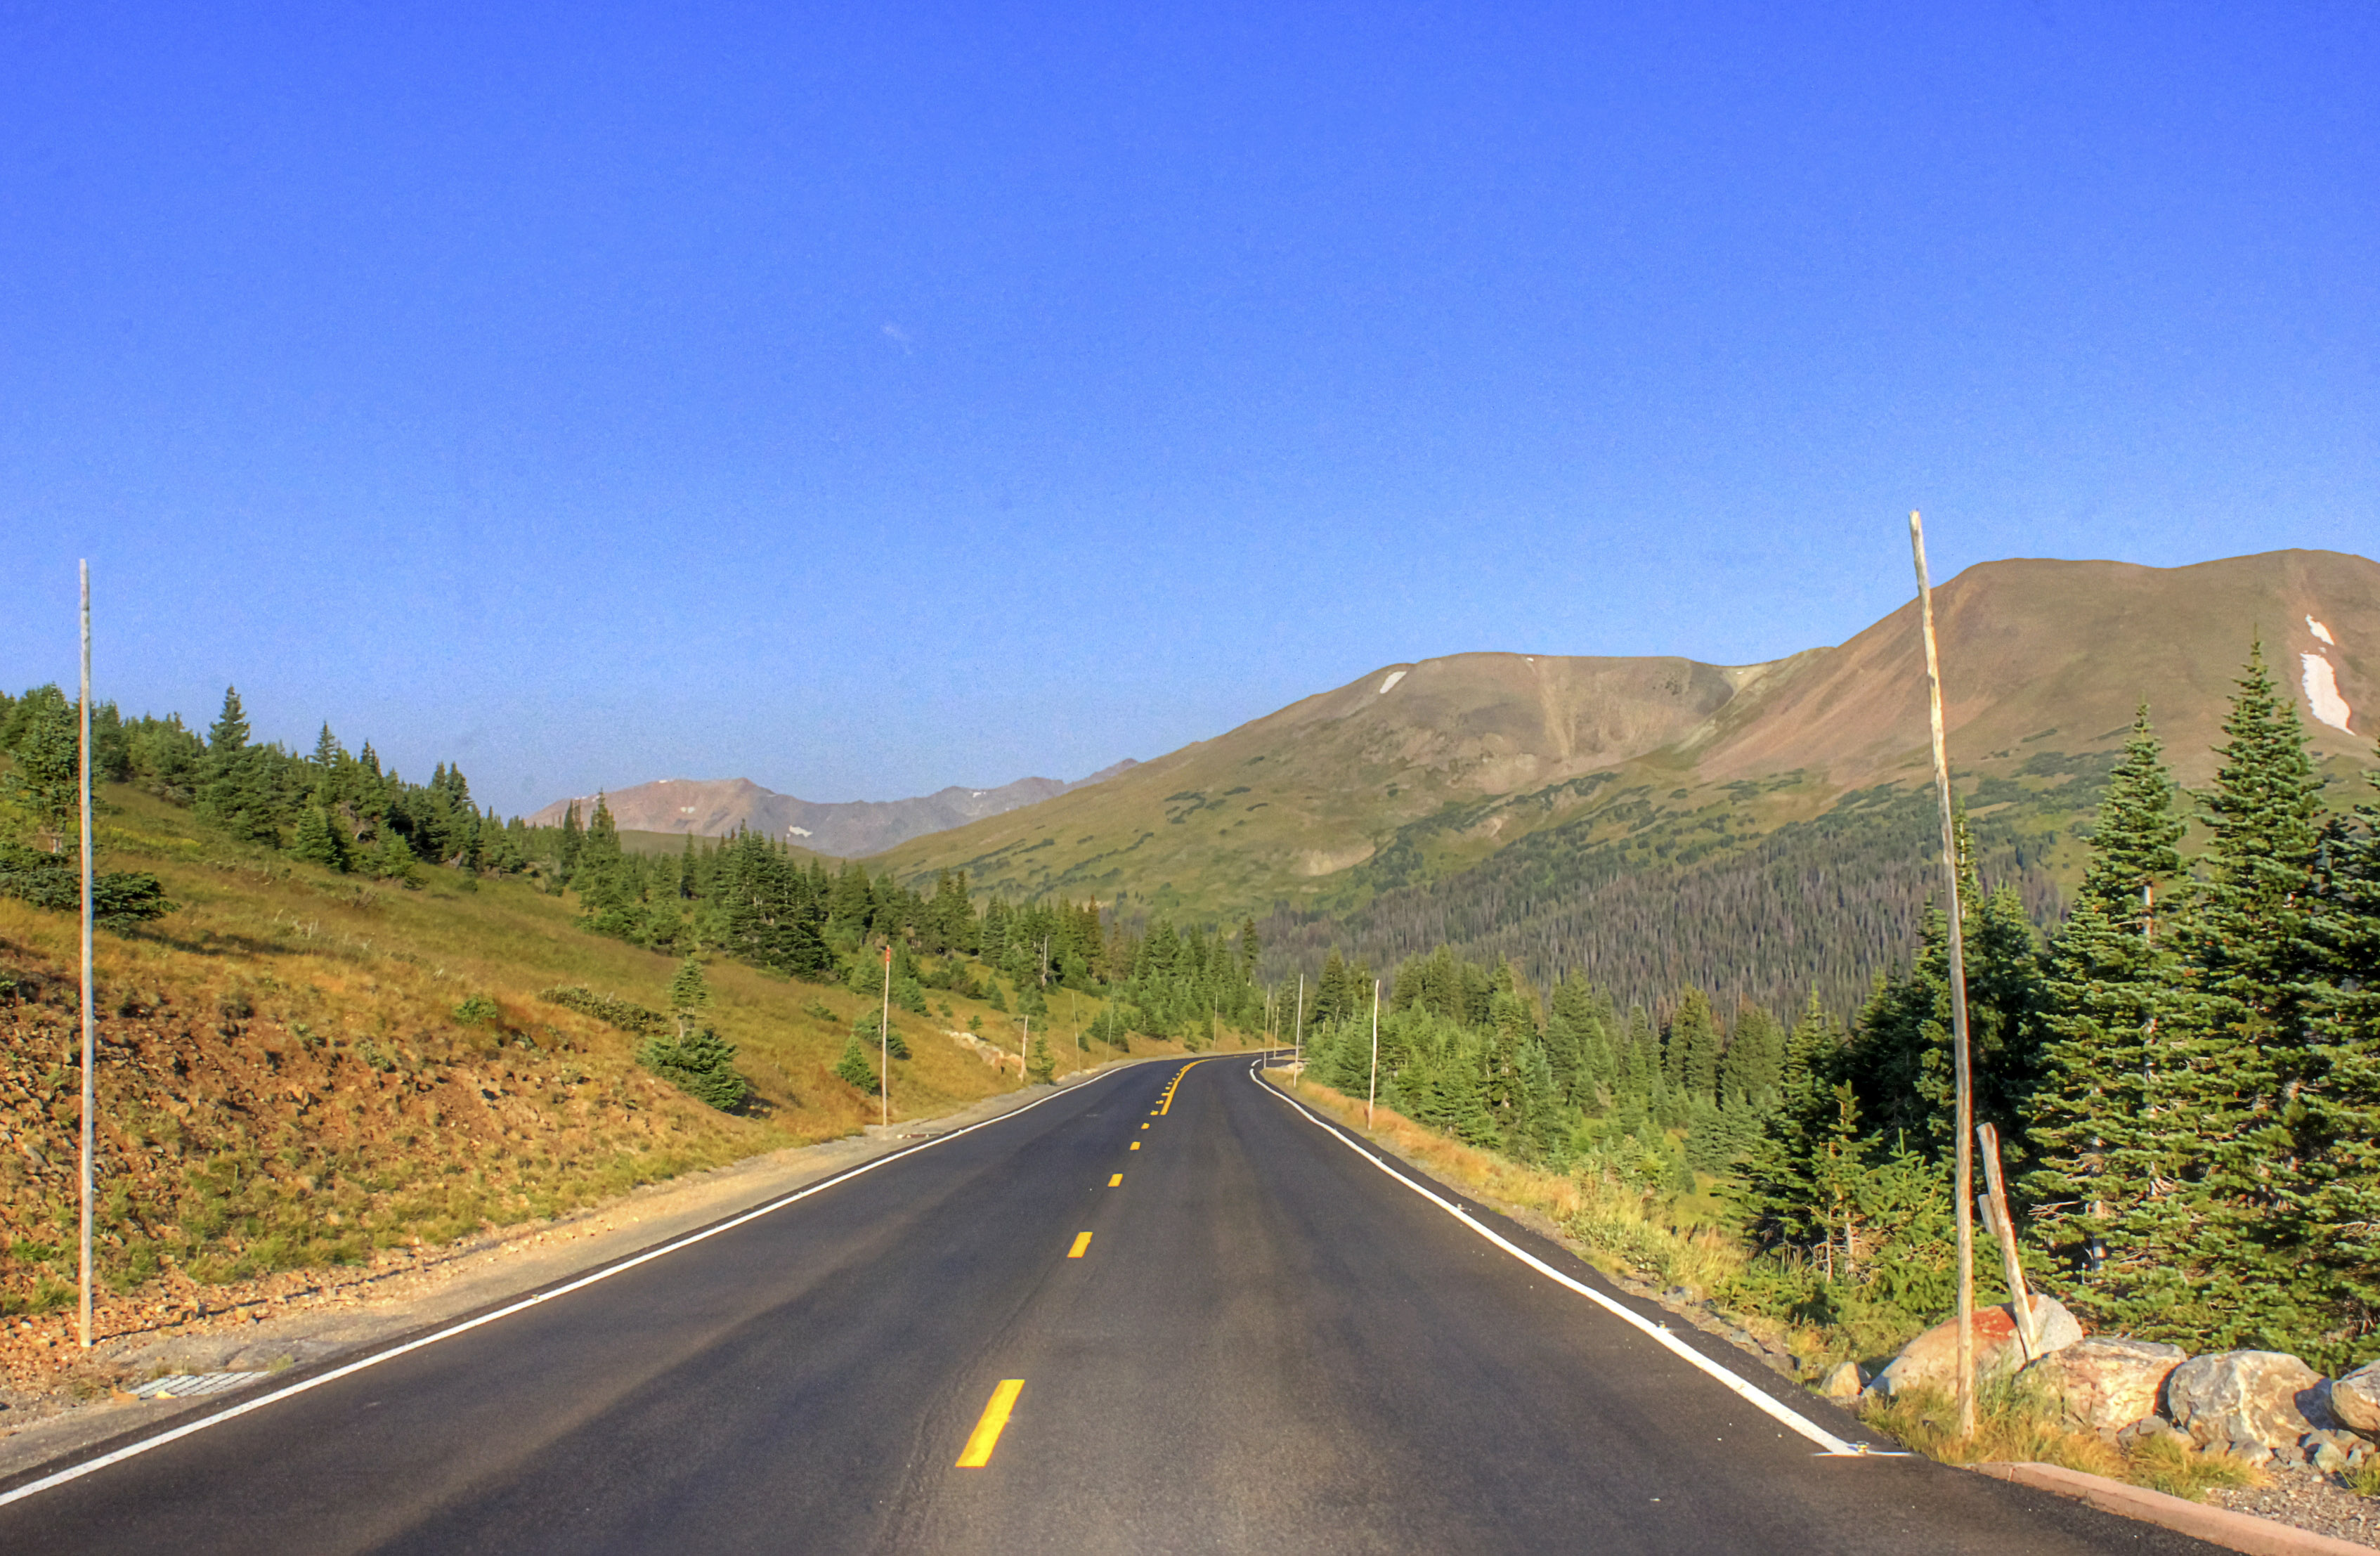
[
  {"xmin": 77, "ymin": 562, "xmax": 95, "ymax": 1351},
  {"xmin": 1910, "ymin": 511, "xmax": 1977, "ymax": 1440},
  {"xmin": 879, "ymin": 942, "xmax": 892, "ymax": 1129}
]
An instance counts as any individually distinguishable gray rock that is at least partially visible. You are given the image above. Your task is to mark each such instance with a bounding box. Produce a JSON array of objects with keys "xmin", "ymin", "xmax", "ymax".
[
  {"xmin": 1820, "ymin": 1360, "xmax": 1866, "ymax": 1399},
  {"xmin": 2020, "ymin": 1335, "xmax": 2187, "ymax": 1434},
  {"xmin": 2166, "ymin": 1350, "xmax": 2338, "ymax": 1450},
  {"xmin": 2314, "ymin": 1441, "xmax": 2351, "ymax": 1474},
  {"xmin": 2330, "ymin": 1359, "xmax": 2380, "ymax": 1436},
  {"xmin": 1867, "ymin": 1297, "xmax": 2083, "ymax": 1400}
]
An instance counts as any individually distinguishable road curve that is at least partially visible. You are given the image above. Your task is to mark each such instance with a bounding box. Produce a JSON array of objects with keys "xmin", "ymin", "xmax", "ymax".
[{"xmin": 0, "ymin": 1053, "xmax": 2222, "ymax": 1554}]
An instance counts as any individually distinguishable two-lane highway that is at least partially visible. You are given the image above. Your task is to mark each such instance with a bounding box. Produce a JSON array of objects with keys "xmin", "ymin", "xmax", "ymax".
[{"xmin": 1, "ymin": 1054, "xmax": 2221, "ymax": 1553}]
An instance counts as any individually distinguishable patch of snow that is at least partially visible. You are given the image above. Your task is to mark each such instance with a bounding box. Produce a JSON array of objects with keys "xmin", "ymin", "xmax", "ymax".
[
  {"xmin": 971, "ymin": 791, "xmax": 984, "ymax": 798},
  {"xmin": 1378, "ymin": 670, "xmax": 1408, "ymax": 694},
  {"xmin": 2303, "ymin": 653, "xmax": 2355, "ymax": 734},
  {"xmin": 788, "ymin": 826, "xmax": 812, "ymax": 838},
  {"xmin": 2308, "ymin": 615, "xmax": 2336, "ymax": 647},
  {"xmin": 679, "ymin": 806, "xmax": 695, "ymax": 815}
]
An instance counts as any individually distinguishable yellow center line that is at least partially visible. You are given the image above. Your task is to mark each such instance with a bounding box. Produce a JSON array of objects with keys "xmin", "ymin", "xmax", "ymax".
[
  {"xmin": 1159, "ymin": 1055, "xmax": 1225, "ymax": 1114},
  {"xmin": 1141, "ymin": 1122, "xmax": 1149, "ymax": 1129},
  {"xmin": 956, "ymin": 1380, "xmax": 1025, "ymax": 1467},
  {"xmin": 1067, "ymin": 1231, "xmax": 1093, "ymax": 1258},
  {"xmin": 1129, "ymin": 1141, "xmax": 1139, "ymax": 1150},
  {"xmin": 1108, "ymin": 1173, "xmax": 1122, "ymax": 1187}
]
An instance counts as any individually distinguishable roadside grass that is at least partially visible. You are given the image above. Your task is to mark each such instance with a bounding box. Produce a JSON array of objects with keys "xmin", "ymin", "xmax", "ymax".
[{"xmin": 1859, "ymin": 1379, "xmax": 2260, "ymax": 1501}]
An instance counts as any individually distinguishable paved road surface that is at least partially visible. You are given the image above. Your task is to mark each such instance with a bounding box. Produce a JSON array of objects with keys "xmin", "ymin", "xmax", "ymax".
[{"xmin": 0, "ymin": 1053, "xmax": 2220, "ymax": 1553}]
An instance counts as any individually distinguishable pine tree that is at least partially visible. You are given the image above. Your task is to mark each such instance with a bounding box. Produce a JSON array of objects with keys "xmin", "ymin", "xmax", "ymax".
[
  {"xmin": 290, "ymin": 804, "xmax": 351, "ymax": 873},
  {"xmin": 2296, "ymin": 776, "xmax": 2380, "ymax": 1364},
  {"xmin": 2027, "ymin": 708, "xmax": 2185, "ymax": 1321},
  {"xmin": 669, "ymin": 956, "xmax": 711, "ymax": 1037},
  {"xmin": 1027, "ymin": 1032, "xmax": 1056, "ymax": 1084},
  {"xmin": 0, "ymin": 685, "xmax": 79, "ymax": 849},
  {"xmin": 196, "ymin": 686, "xmax": 281, "ymax": 846},
  {"xmin": 2157, "ymin": 644, "xmax": 2330, "ymax": 1351},
  {"xmin": 1717, "ymin": 1002, "xmax": 1786, "ymax": 1108},
  {"xmin": 834, "ymin": 1030, "xmax": 881, "ymax": 1094}
]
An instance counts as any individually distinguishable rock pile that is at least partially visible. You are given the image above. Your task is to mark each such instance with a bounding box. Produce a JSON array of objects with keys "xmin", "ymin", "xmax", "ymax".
[{"xmin": 1858, "ymin": 1296, "xmax": 2380, "ymax": 1474}]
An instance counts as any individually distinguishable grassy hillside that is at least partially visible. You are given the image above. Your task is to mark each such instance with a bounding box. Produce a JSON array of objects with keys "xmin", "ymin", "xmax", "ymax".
[
  {"xmin": 1, "ymin": 786, "xmax": 1217, "ymax": 1321},
  {"xmin": 879, "ymin": 550, "xmax": 2379, "ymax": 1014}
]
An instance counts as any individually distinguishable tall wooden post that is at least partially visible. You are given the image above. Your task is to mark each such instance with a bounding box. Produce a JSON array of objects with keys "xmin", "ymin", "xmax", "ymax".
[
  {"xmin": 78, "ymin": 562, "xmax": 95, "ymax": 1351},
  {"xmin": 1910, "ymin": 512, "xmax": 1977, "ymax": 1439},
  {"xmin": 879, "ymin": 942, "xmax": 892, "ymax": 1128},
  {"xmin": 1366, "ymin": 979, "xmax": 1381, "ymax": 1127},
  {"xmin": 1293, "ymin": 975, "xmax": 1304, "ymax": 1089}
]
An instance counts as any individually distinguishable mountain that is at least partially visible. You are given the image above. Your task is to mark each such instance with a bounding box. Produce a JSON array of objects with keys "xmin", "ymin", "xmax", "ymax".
[
  {"xmin": 528, "ymin": 762, "xmax": 1139, "ymax": 859},
  {"xmin": 876, "ymin": 549, "xmax": 2376, "ymax": 1013}
]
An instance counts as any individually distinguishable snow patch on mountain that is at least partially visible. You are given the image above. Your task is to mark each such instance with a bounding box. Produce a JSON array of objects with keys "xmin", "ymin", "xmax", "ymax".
[
  {"xmin": 2303, "ymin": 653, "xmax": 2354, "ymax": 733},
  {"xmin": 2308, "ymin": 616, "xmax": 2336, "ymax": 647},
  {"xmin": 1378, "ymin": 670, "xmax": 1408, "ymax": 694}
]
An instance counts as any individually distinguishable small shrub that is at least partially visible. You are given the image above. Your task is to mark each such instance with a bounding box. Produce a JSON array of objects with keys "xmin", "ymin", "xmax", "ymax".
[
  {"xmin": 539, "ymin": 985, "xmax": 668, "ymax": 1036},
  {"xmin": 637, "ymin": 1027, "xmax": 750, "ymax": 1111},
  {"xmin": 833, "ymin": 1032, "xmax": 880, "ymax": 1096},
  {"xmin": 453, "ymin": 994, "xmax": 502, "ymax": 1027}
]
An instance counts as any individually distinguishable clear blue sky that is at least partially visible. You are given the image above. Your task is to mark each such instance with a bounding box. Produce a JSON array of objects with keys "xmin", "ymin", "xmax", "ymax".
[{"xmin": 5, "ymin": 2, "xmax": 2374, "ymax": 815}]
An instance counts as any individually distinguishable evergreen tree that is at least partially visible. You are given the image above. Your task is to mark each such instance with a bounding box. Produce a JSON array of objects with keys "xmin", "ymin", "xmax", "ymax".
[
  {"xmin": 0, "ymin": 685, "xmax": 79, "ymax": 849},
  {"xmin": 639, "ymin": 1025, "xmax": 750, "ymax": 1110},
  {"xmin": 372, "ymin": 824, "xmax": 418, "ymax": 882},
  {"xmin": 2296, "ymin": 774, "xmax": 2380, "ymax": 1363},
  {"xmin": 1027, "ymin": 1031, "xmax": 1056, "ymax": 1084},
  {"xmin": 196, "ymin": 686, "xmax": 281, "ymax": 846},
  {"xmin": 290, "ymin": 804, "xmax": 351, "ymax": 873},
  {"xmin": 833, "ymin": 1031, "xmax": 880, "ymax": 1094},
  {"xmin": 2027, "ymin": 708, "xmax": 2185, "ymax": 1317},
  {"xmin": 669, "ymin": 956, "xmax": 712, "ymax": 1037},
  {"xmin": 2152, "ymin": 644, "xmax": 2332, "ymax": 1351},
  {"xmin": 1718, "ymin": 1002, "xmax": 1786, "ymax": 1108}
]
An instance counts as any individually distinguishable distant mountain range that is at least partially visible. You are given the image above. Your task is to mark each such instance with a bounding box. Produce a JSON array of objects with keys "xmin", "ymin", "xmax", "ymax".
[
  {"xmin": 527, "ymin": 761, "xmax": 1139, "ymax": 859},
  {"xmin": 872, "ymin": 548, "xmax": 2376, "ymax": 1013}
]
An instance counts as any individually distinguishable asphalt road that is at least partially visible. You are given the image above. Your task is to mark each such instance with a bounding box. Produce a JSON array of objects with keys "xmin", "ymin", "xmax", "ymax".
[{"xmin": 1, "ymin": 1053, "xmax": 2223, "ymax": 1555}]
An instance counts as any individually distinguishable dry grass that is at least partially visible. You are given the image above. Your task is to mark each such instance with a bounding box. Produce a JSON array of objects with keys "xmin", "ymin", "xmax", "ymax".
[{"xmin": 1858, "ymin": 1379, "xmax": 2261, "ymax": 1501}]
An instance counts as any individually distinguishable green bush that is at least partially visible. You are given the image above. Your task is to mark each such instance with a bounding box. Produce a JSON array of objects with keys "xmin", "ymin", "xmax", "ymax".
[
  {"xmin": 833, "ymin": 1032, "xmax": 880, "ymax": 1096},
  {"xmin": 637, "ymin": 1027, "xmax": 750, "ymax": 1111}
]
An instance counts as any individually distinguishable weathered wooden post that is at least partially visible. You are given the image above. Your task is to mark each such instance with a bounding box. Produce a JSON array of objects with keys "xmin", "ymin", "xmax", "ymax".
[{"xmin": 1910, "ymin": 512, "xmax": 1978, "ymax": 1439}]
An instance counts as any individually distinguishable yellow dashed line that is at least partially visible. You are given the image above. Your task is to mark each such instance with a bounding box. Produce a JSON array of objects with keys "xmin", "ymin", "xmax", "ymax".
[
  {"xmin": 1067, "ymin": 1232, "xmax": 1093, "ymax": 1258},
  {"xmin": 1108, "ymin": 1174, "xmax": 1122, "ymax": 1187},
  {"xmin": 956, "ymin": 1380, "xmax": 1025, "ymax": 1467}
]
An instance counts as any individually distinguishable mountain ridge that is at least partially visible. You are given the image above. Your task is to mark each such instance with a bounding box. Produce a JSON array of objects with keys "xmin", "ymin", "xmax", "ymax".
[{"xmin": 528, "ymin": 760, "xmax": 1140, "ymax": 859}]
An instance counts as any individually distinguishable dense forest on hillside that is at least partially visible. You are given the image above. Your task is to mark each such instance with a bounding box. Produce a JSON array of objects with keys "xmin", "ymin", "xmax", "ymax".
[
  {"xmin": 1262, "ymin": 767, "xmax": 2083, "ymax": 1023},
  {"xmin": 1291, "ymin": 646, "xmax": 2380, "ymax": 1370}
]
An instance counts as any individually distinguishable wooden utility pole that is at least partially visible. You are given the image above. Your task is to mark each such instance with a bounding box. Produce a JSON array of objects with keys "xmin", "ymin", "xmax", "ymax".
[
  {"xmin": 1910, "ymin": 511, "xmax": 1977, "ymax": 1439},
  {"xmin": 1366, "ymin": 979, "xmax": 1381, "ymax": 1127},
  {"xmin": 77, "ymin": 562, "xmax": 95, "ymax": 1351},
  {"xmin": 879, "ymin": 943, "xmax": 892, "ymax": 1128},
  {"xmin": 1293, "ymin": 975, "xmax": 1305, "ymax": 1089}
]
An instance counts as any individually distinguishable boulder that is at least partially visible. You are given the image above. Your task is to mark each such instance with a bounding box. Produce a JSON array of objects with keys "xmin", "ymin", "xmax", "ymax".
[
  {"xmin": 2020, "ymin": 1336, "xmax": 2187, "ymax": 1433},
  {"xmin": 1819, "ymin": 1361, "xmax": 1866, "ymax": 1399},
  {"xmin": 2164, "ymin": 1350, "xmax": 2338, "ymax": 1451},
  {"xmin": 2329, "ymin": 1359, "xmax": 2380, "ymax": 1437},
  {"xmin": 1865, "ymin": 1297, "xmax": 2084, "ymax": 1400}
]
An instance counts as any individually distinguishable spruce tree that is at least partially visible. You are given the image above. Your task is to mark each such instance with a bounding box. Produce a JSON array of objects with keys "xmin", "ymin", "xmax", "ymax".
[
  {"xmin": 2027, "ymin": 708, "xmax": 2185, "ymax": 1321},
  {"xmin": 290, "ymin": 804, "xmax": 351, "ymax": 873},
  {"xmin": 669, "ymin": 955, "xmax": 711, "ymax": 1037},
  {"xmin": 2159, "ymin": 643, "xmax": 2329, "ymax": 1351},
  {"xmin": 833, "ymin": 1031, "xmax": 880, "ymax": 1094},
  {"xmin": 2297, "ymin": 772, "xmax": 2380, "ymax": 1363}
]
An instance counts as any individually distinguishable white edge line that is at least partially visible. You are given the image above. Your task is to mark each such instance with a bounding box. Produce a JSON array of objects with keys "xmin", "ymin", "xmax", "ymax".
[
  {"xmin": 1249, "ymin": 1064, "xmax": 1875, "ymax": 1457},
  {"xmin": 0, "ymin": 1063, "xmax": 1144, "ymax": 1511}
]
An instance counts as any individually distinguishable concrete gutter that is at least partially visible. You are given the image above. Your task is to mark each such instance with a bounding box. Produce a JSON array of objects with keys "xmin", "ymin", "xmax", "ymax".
[{"xmin": 1975, "ymin": 1462, "xmax": 2373, "ymax": 1556}]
